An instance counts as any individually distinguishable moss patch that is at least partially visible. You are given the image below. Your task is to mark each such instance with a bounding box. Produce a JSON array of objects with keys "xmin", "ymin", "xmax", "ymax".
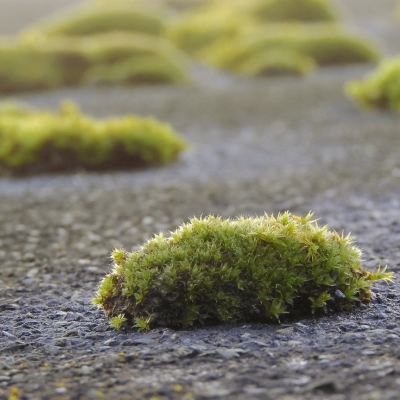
[
  {"xmin": 346, "ymin": 56, "xmax": 400, "ymax": 112},
  {"xmin": 0, "ymin": 102, "xmax": 187, "ymax": 175},
  {"xmin": 0, "ymin": 32, "xmax": 188, "ymax": 93},
  {"xmin": 167, "ymin": 2, "xmax": 246, "ymax": 55},
  {"xmin": 93, "ymin": 213, "xmax": 394, "ymax": 330},
  {"xmin": 0, "ymin": 1, "xmax": 189, "ymax": 94},
  {"xmin": 202, "ymin": 25, "xmax": 379, "ymax": 75},
  {"xmin": 250, "ymin": 0, "xmax": 338, "ymax": 23},
  {"xmin": 32, "ymin": 3, "xmax": 166, "ymax": 37},
  {"xmin": 167, "ymin": 0, "xmax": 378, "ymax": 76}
]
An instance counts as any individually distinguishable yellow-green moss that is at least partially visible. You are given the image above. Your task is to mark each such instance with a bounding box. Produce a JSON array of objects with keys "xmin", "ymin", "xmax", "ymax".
[
  {"xmin": 0, "ymin": 102, "xmax": 187, "ymax": 174},
  {"xmin": 82, "ymin": 32, "xmax": 188, "ymax": 68},
  {"xmin": 32, "ymin": 4, "xmax": 166, "ymax": 37},
  {"xmin": 202, "ymin": 24, "xmax": 379, "ymax": 75},
  {"xmin": 168, "ymin": 0, "xmax": 378, "ymax": 76},
  {"xmin": 346, "ymin": 56, "xmax": 400, "ymax": 112},
  {"xmin": 231, "ymin": 48, "xmax": 317, "ymax": 76},
  {"xmin": 167, "ymin": 2, "xmax": 246, "ymax": 55},
  {"xmin": 84, "ymin": 54, "xmax": 188, "ymax": 85},
  {"xmin": 93, "ymin": 213, "xmax": 394, "ymax": 330},
  {"xmin": 166, "ymin": 0, "xmax": 338, "ymax": 55},
  {"xmin": 0, "ymin": 32, "xmax": 188, "ymax": 93},
  {"xmin": 250, "ymin": 0, "xmax": 338, "ymax": 23},
  {"xmin": 0, "ymin": 39, "xmax": 66, "ymax": 93}
]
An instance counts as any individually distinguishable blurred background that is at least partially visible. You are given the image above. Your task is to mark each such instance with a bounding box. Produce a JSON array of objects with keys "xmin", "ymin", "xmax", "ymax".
[{"xmin": 0, "ymin": 0, "xmax": 399, "ymax": 200}]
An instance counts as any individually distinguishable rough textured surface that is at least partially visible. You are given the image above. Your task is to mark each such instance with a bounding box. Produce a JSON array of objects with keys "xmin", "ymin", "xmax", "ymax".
[{"xmin": 1, "ymin": 0, "xmax": 400, "ymax": 399}]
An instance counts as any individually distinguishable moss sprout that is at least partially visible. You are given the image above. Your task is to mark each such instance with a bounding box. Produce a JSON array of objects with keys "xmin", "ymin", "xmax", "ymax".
[
  {"xmin": 346, "ymin": 56, "xmax": 400, "ymax": 112},
  {"xmin": 0, "ymin": 101, "xmax": 187, "ymax": 174},
  {"xmin": 92, "ymin": 213, "xmax": 394, "ymax": 330},
  {"xmin": 109, "ymin": 314, "xmax": 128, "ymax": 329}
]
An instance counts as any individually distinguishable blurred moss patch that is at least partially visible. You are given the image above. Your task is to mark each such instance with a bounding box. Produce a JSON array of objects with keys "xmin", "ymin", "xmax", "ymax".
[
  {"xmin": 93, "ymin": 213, "xmax": 394, "ymax": 330},
  {"xmin": 250, "ymin": 0, "xmax": 338, "ymax": 23},
  {"xmin": 167, "ymin": 0, "xmax": 378, "ymax": 76},
  {"xmin": 0, "ymin": 0, "xmax": 189, "ymax": 93},
  {"xmin": 167, "ymin": 1, "xmax": 248, "ymax": 55},
  {"xmin": 346, "ymin": 57, "xmax": 400, "ymax": 112},
  {"xmin": 0, "ymin": 101, "xmax": 187, "ymax": 175},
  {"xmin": 33, "ymin": 3, "xmax": 166, "ymax": 37},
  {"xmin": 203, "ymin": 24, "xmax": 379, "ymax": 76},
  {"xmin": 0, "ymin": 32, "xmax": 188, "ymax": 93}
]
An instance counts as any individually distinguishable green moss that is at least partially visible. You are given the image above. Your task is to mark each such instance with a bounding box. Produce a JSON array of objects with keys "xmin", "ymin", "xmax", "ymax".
[
  {"xmin": 0, "ymin": 39, "xmax": 66, "ymax": 93},
  {"xmin": 202, "ymin": 24, "xmax": 379, "ymax": 75},
  {"xmin": 250, "ymin": 0, "xmax": 338, "ymax": 23},
  {"xmin": 0, "ymin": 0, "xmax": 190, "ymax": 93},
  {"xmin": 167, "ymin": 0, "xmax": 338, "ymax": 54},
  {"xmin": 32, "ymin": 4, "xmax": 166, "ymax": 37},
  {"xmin": 167, "ymin": 2, "xmax": 246, "ymax": 55},
  {"xmin": 84, "ymin": 54, "xmax": 189, "ymax": 85},
  {"xmin": 109, "ymin": 314, "xmax": 128, "ymax": 329},
  {"xmin": 0, "ymin": 101, "xmax": 32, "ymax": 117},
  {"xmin": 92, "ymin": 213, "xmax": 394, "ymax": 330},
  {"xmin": 0, "ymin": 32, "xmax": 188, "ymax": 93},
  {"xmin": 231, "ymin": 48, "xmax": 317, "ymax": 76},
  {"xmin": 83, "ymin": 32, "xmax": 188, "ymax": 68},
  {"xmin": 346, "ymin": 56, "xmax": 400, "ymax": 112},
  {"xmin": 168, "ymin": 0, "xmax": 378, "ymax": 75},
  {"xmin": 0, "ymin": 101, "xmax": 187, "ymax": 174}
]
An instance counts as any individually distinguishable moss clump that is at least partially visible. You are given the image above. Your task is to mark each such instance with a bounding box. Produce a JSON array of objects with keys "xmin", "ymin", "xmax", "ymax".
[
  {"xmin": 84, "ymin": 54, "xmax": 188, "ymax": 85},
  {"xmin": 34, "ymin": 4, "xmax": 165, "ymax": 37},
  {"xmin": 167, "ymin": 0, "xmax": 378, "ymax": 76},
  {"xmin": 0, "ymin": 101, "xmax": 187, "ymax": 174},
  {"xmin": 202, "ymin": 25, "xmax": 379, "ymax": 75},
  {"xmin": 250, "ymin": 0, "xmax": 338, "ymax": 23},
  {"xmin": 0, "ymin": 32, "xmax": 188, "ymax": 93},
  {"xmin": 346, "ymin": 57, "xmax": 400, "ymax": 112},
  {"xmin": 167, "ymin": 2, "xmax": 246, "ymax": 55},
  {"xmin": 92, "ymin": 213, "xmax": 394, "ymax": 330},
  {"xmin": 216, "ymin": 46, "xmax": 317, "ymax": 76},
  {"xmin": 0, "ymin": 0, "xmax": 189, "ymax": 94}
]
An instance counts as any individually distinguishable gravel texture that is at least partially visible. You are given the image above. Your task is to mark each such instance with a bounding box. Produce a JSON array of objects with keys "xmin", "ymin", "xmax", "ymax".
[{"xmin": 1, "ymin": 1, "xmax": 400, "ymax": 399}]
